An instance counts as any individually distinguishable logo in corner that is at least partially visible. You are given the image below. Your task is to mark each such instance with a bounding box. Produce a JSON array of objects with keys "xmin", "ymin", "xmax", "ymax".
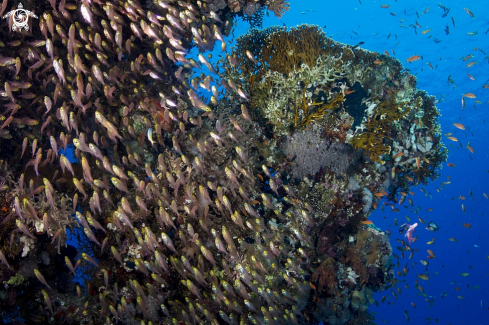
[{"xmin": 2, "ymin": 2, "xmax": 38, "ymax": 32}]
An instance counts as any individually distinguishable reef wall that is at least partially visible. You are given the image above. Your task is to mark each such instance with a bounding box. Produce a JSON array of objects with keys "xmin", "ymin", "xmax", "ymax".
[{"xmin": 0, "ymin": 2, "xmax": 445, "ymax": 324}]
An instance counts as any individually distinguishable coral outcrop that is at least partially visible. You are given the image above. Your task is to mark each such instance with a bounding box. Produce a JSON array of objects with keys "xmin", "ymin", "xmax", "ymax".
[{"xmin": 0, "ymin": 1, "xmax": 443, "ymax": 323}]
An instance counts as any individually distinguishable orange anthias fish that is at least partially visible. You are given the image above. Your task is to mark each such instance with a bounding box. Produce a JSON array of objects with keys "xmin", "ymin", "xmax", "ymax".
[
  {"xmin": 362, "ymin": 220, "xmax": 374, "ymax": 225},
  {"xmin": 393, "ymin": 152, "xmax": 404, "ymax": 158},
  {"xmin": 406, "ymin": 55, "xmax": 421, "ymax": 62},
  {"xmin": 462, "ymin": 223, "xmax": 471, "ymax": 228},
  {"xmin": 453, "ymin": 123, "xmax": 465, "ymax": 130},
  {"xmin": 463, "ymin": 93, "xmax": 476, "ymax": 98}
]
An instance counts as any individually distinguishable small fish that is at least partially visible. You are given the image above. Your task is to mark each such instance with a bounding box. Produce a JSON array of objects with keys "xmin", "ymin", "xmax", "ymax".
[
  {"xmin": 161, "ymin": 232, "xmax": 178, "ymax": 253},
  {"xmin": 82, "ymin": 252, "xmax": 98, "ymax": 267},
  {"xmin": 111, "ymin": 177, "xmax": 129, "ymax": 193},
  {"xmin": 42, "ymin": 290, "xmax": 53, "ymax": 314},
  {"xmin": 0, "ymin": 250, "xmax": 11, "ymax": 269},
  {"xmin": 65, "ymin": 256, "xmax": 77, "ymax": 276},
  {"xmin": 34, "ymin": 269, "xmax": 52, "ymax": 290},
  {"xmin": 111, "ymin": 246, "xmax": 123, "ymax": 266},
  {"xmin": 453, "ymin": 122, "xmax": 465, "ymax": 130},
  {"xmin": 406, "ymin": 55, "xmax": 421, "ymax": 62},
  {"xmin": 417, "ymin": 274, "xmax": 429, "ymax": 280},
  {"xmin": 60, "ymin": 155, "xmax": 75, "ymax": 176},
  {"xmin": 464, "ymin": 8, "xmax": 475, "ymax": 19},
  {"xmin": 147, "ymin": 128, "xmax": 155, "ymax": 146}
]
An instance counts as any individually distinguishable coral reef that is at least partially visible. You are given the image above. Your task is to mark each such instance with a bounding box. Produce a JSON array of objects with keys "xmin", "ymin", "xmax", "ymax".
[
  {"xmin": 0, "ymin": 1, "xmax": 443, "ymax": 324},
  {"xmin": 282, "ymin": 128, "xmax": 359, "ymax": 180}
]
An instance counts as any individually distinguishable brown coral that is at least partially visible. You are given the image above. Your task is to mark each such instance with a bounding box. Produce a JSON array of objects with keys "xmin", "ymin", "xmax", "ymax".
[
  {"xmin": 232, "ymin": 24, "xmax": 331, "ymax": 83},
  {"xmin": 312, "ymin": 257, "xmax": 337, "ymax": 296},
  {"xmin": 342, "ymin": 246, "xmax": 368, "ymax": 283},
  {"xmin": 266, "ymin": 0, "xmax": 291, "ymax": 18},
  {"xmin": 260, "ymin": 24, "xmax": 329, "ymax": 75}
]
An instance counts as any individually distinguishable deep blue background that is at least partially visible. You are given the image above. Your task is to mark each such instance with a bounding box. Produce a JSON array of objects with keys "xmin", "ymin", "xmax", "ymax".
[{"xmin": 253, "ymin": 1, "xmax": 488, "ymax": 324}]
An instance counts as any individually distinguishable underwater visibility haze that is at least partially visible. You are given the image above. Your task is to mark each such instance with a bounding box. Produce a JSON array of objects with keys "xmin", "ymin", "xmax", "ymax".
[{"xmin": 0, "ymin": 0, "xmax": 487, "ymax": 324}]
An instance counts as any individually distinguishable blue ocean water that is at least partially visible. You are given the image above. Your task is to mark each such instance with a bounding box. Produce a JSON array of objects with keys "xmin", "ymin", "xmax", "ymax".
[{"xmin": 255, "ymin": 1, "xmax": 488, "ymax": 324}]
